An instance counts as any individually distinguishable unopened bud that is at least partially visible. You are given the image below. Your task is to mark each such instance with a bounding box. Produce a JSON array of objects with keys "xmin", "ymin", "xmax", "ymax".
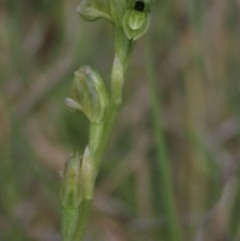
[
  {"xmin": 81, "ymin": 146, "xmax": 96, "ymax": 199},
  {"xmin": 71, "ymin": 65, "xmax": 109, "ymax": 123},
  {"xmin": 61, "ymin": 152, "xmax": 83, "ymax": 207},
  {"xmin": 60, "ymin": 152, "xmax": 83, "ymax": 241}
]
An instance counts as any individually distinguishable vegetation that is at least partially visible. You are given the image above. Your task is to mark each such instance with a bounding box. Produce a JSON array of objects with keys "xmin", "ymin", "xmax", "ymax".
[{"xmin": 0, "ymin": 0, "xmax": 240, "ymax": 240}]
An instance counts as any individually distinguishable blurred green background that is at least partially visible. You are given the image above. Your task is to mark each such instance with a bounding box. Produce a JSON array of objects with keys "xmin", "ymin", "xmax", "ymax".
[{"xmin": 1, "ymin": 0, "xmax": 240, "ymax": 240}]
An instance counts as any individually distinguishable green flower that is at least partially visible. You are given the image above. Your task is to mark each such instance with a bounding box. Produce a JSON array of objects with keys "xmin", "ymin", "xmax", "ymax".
[
  {"xmin": 65, "ymin": 66, "xmax": 109, "ymax": 123},
  {"xmin": 77, "ymin": 0, "xmax": 154, "ymax": 40},
  {"xmin": 123, "ymin": 0, "xmax": 152, "ymax": 40}
]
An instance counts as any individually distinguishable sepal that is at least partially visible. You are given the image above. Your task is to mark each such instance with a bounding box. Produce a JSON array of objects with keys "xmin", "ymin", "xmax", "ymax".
[
  {"xmin": 77, "ymin": 0, "xmax": 112, "ymax": 22},
  {"xmin": 77, "ymin": 0, "xmax": 128, "ymax": 27}
]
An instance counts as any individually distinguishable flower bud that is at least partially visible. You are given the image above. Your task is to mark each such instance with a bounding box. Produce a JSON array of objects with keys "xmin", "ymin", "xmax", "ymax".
[
  {"xmin": 60, "ymin": 152, "xmax": 83, "ymax": 241},
  {"xmin": 81, "ymin": 146, "xmax": 96, "ymax": 199},
  {"xmin": 71, "ymin": 65, "xmax": 109, "ymax": 123},
  {"xmin": 61, "ymin": 152, "xmax": 83, "ymax": 207},
  {"xmin": 123, "ymin": 0, "xmax": 152, "ymax": 40}
]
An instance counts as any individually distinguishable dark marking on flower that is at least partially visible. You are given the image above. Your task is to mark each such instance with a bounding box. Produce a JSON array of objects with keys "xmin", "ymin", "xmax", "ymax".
[{"xmin": 135, "ymin": 1, "xmax": 145, "ymax": 12}]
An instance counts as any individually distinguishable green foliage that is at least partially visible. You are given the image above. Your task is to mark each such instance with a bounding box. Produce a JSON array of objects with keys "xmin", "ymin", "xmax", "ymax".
[{"xmin": 1, "ymin": 0, "xmax": 240, "ymax": 241}]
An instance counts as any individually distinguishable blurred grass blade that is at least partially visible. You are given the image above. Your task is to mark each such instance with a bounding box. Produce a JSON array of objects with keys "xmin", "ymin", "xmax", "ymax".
[{"xmin": 144, "ymin": 35, "xmax": 181, "ymax": 241}]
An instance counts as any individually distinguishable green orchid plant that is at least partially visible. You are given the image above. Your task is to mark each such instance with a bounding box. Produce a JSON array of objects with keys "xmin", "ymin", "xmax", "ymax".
[
  {"xmin": 60, "ymin": 0, "xmax": 154, "ymax": 240},
  {"xmin": 78, "ymin": 0, "xmax": 153, "ymax": 40}
]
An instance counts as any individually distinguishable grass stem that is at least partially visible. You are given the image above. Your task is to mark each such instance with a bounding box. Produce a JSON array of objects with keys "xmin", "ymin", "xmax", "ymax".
[{"xmin": 144, "ymin": 36, "xmax": 181, "ymax": 241}]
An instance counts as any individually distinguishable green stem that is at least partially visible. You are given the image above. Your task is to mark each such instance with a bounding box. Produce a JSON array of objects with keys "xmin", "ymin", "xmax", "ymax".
[
  {"xmin": 89, "ymin": 122, "xmax": 104, "ymax": 155},
  {"xmin": 144, "ymin": 36, "xmax": 181, "ymax": 241},
  {"xmin": 95, "ymin": 28, "xmax": 135, "ymax": 170},
  {"xmin": 95, "ymin": 57, "xmax": 124, "ymax": 170},
  {"xmin": 72, "ymin": 28, "xmax": 134, "ymax": 241},
  {"xmin": 72, "ymin": 199, "xmax": 93, "ymax": 241}
]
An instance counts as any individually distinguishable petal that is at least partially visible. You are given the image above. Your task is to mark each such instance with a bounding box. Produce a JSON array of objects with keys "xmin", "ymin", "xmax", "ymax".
[
  {"xmin": 129, "ymin": 10, "xmax": 145, "ymax": 30},
  {"xmin": 123, "ymin": 9, "xmax": 134, "ymax": 39},
  {"xmin": 132, "ymin": 13, "xmax": 150, "ymax": 40}
]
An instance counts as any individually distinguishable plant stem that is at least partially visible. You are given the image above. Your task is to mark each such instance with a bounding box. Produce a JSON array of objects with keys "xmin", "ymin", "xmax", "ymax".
[
  {"xmin": 95, "ymin": 56, "xmax": 124, "ymax": 170},
  {"xmin": 89, "ymin": 122, "xmax": 104, "ymax": 154},
  {"xmin": 73, "ymin": 199, "xmax": 92, "ymax": 241},
  {"xmin": 95, "ymin": 28, "xmax": 135, "ymax": 170},
  {"xmin": 72, "ymin": 28, "xmax": 134, "ymax": 241},
  {"xmin": 144, "ymin": 36, "xmax": 182, "ymax": 241}
]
